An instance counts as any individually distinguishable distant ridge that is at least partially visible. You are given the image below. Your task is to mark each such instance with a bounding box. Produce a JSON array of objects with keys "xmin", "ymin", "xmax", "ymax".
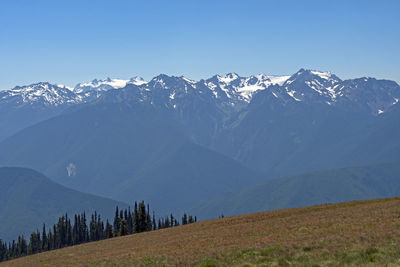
[
  {"xmin": 0, "ymin": 167, "xmax": 127, "ymax": 242},
  {"xmin": 191, "ymin": 160, "xmax": 400, "ymax": 219}
]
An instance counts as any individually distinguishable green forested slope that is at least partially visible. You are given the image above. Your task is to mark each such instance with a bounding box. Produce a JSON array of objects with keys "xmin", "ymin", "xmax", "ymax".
[{"xmin": 0, "ymin": 167, "xmax": 127, "ymax": 242}]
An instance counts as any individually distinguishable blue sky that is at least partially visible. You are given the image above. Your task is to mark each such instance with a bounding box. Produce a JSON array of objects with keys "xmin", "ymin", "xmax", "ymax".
[{"xmin": 0, "ymin": 0, "xmax": 399, "ymax": 89}]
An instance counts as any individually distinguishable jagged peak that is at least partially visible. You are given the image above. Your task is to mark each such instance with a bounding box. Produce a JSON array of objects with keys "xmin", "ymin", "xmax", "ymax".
[
  {"xmin": 296, "ymin": 68, "xmax": 306, "ymax": 74},
  {"xmin": 10, "ymin": 82, "xmax": 68, "ymax": 92},
  {"xmin": 129, "ymin": 76, "xmax": 144, "ymax": 82},
  {"xmin": 129, "ymin": 76, "xmax": 147, "ymax": 86},
  {"xmin": 76, "ymin": 78, "xmax": 130, "ymax": 90},
  {"xmin": 286, "ymin": 68, "xmax": 341, "ymax": 84},
  {"xmin": 13, "ymin": 81, "xmax": 51, "ymax": 88},
  {"xmin": 151, "ymin": 74, "xmax": 197, "ymax": 86},
  {"xmin": 152, "ymin": 74, "xmax": 172, "ymax": 80},
  {"xmin": 216, "ymin": 73, "xmax": 240, "ymax": 84},
  {"xmin": 226, "ymin": 72, "xmax": 239, "ymax": 78}
]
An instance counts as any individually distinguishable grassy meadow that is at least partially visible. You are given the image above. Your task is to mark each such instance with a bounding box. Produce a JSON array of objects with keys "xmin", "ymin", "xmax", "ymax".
[{"xmin": 3, "ymin": 197, "xmax": 400, "ymax": 266}]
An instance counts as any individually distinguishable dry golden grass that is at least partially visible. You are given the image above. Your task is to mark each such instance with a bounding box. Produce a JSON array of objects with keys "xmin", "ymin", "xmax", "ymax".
[{"xmin": 3, "ymin": 197, "xmax": 400, "ymax": 266}]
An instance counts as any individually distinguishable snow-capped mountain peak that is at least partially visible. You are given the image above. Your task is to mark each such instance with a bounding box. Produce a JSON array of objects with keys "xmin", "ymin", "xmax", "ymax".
[
  {"xmin": 281, "ymin": 69, "xmax": 343, "ymax": 102},
  {"xmin": 206, "ymin": 73, "xmax": 291, "ymax": 102},
  {"xmin": 217, "ymin": 73, "xmax": 239, "ymax": 84},
  {"xmin": 263, "ymin": 75, "xmax": 291, "ymax": 86},
  {"xmin": 1, "ymin": 82, "xmax": 83, "ymax": 106},
  {"xmin": 75, "ymin": 78, "xmax": 130, "ymax": 92},
  {"xmin": 129, "ymin": 76, "xmax": 147, "ymax": 86},
  {"xmin": 57, "ymin": 84, "xmax": 75, "ymax": 92},
  {"xmin": 310, "ymin": 70, "xmax": 334, "ymax": 81}
]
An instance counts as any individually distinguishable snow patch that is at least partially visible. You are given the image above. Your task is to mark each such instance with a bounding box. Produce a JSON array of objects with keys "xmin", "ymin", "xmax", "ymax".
[
  {"xmin": 287, "ymin": 90, "xmax": 301, "ymax": 101},
  {"xmin": 78, "ymin": 78, "xmax": 129, "ymax": 89},
  {"xmin": 266, "ymin": 75, "xmax": 291, "ymax": 86},
  {"xmin": 182, "ymin": 77, "xmax": 196, "ymax": 84},
  {"xmin": 66, "ymin": 163, "xmax": 77, "ymax": 177},
  {"xmin": 286, "ymin": 79, "xmax": 294, "ymax": 85},
  {"xmin": 77, "ymin": 77, "xmax": 147, "ymax": 90},
  {"xmin": 217, "ymin": 73, "xmax": 238, "ymax": 84},
  {"xmin": 310, "ymin": 70, "xmax": 333, "ymax": 80},
  {"xmin": 236, "ymin": 84, "xmax": 264, "ymax": 101},
  {"xmin": 58, "ymin": 85, "xmax": 74, "ymax": 91},
  {"xmin": 130, "ymin": 77, "xmax": 147, "ymax": 86}
]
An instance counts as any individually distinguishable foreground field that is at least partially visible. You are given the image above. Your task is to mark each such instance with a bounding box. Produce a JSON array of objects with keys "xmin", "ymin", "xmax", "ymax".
[{"xmin": 4, "ymin": 197, "xmax": 400, "ymax": 266}]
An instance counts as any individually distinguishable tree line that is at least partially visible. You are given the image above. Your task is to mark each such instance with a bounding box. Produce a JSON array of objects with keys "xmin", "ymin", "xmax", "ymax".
[{"xmin": 0, "ymin": 201, "xmax": 196, "ymax": 262}]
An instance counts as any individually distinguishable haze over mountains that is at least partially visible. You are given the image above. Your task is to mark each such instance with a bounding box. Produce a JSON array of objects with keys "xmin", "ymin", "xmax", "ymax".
[{"xmin": 1, "ymin": 69, "xmax": 400, "ymax": 241}]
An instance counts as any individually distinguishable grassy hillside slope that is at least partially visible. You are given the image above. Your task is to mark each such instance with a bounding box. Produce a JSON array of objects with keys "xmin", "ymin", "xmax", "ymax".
[{"xmin": 4, "ymin": 197, "xmax": 400, "ymax": 266}]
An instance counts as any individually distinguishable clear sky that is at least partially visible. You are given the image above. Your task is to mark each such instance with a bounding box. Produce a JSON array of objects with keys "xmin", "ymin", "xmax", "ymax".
[{"xmin": 0, "ymin": 0, "xmax": 399, "ymax": 89}]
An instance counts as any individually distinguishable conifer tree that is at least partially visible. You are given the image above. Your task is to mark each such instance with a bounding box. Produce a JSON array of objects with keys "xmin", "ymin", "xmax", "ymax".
[
  {"xmin": 113, "ymin": 207, "xmax": 120, "ymax": 237},
  {"xmin": 28, "ymin": 231, "xmax": 40, "ymax": 255},
  {"xmin": 16, "ymin": 235, "xmax": 27, "ymax": 256},
  {"xmin": 134, "ymin": 201, "xmax": 139, "ymax": 233},
  {"xmin": 66, "ymin": 217, "xmax": 72, "ymax": 246},
  {"xmin": 0, "ymin": 200, "xmax": 197, "ymax": 263},
  {"xmin": 41, "ymin": 224, "xmax": 47, "ymax": 251},
  {"xmin": 119, "ymin": 219, "xmax": 128, "ymax": 236},
  {"xmin": 97, "ymin": 215, "xmax": 104, "ymax": 240},
  {"xmin": 11, "ymin": 240, "xmax": 16, "ymax": 258},
  {"xmin": 105, "ymin": 220, "xmax": 113, "ymax": 238},
  {"xmin": 182, "ymin": 213, "xmax": 188, "ymax": 225},
  {"xmin": 127, "ymin": 207, "xmax": 133, "ymax": 234},
  {"xmin": 165, "ymin": 216, "xmax": 170, "ymax": 228},
  {"xmin": 0, "ymin": 239, "xmax": 7, "ymax": 261},
  {"xmin": 152, "ymin": 212, "xmax": 157, "ymax": 230}
]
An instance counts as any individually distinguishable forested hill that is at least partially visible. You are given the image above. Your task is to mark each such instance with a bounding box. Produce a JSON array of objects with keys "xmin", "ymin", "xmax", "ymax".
[
  {"xmin": 191, "ymin": 160, "xmax": 400, "ymax": 219},
  {"xmin": 0, "ymin": 167, "xmax": 127, "ymax": 242}
]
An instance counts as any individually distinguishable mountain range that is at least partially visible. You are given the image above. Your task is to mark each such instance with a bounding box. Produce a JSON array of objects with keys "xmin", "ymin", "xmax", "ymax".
[
  {"xmin": 2, "ymin": 69, "xmax": 399, "ymax": 113},
  {"xmin": 0, "ymin": 68, "xmax": 399, "ymax": 239},
  {"xmin": 1, "ymin": 69, "xmax": 398, "ymax": 142}
]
